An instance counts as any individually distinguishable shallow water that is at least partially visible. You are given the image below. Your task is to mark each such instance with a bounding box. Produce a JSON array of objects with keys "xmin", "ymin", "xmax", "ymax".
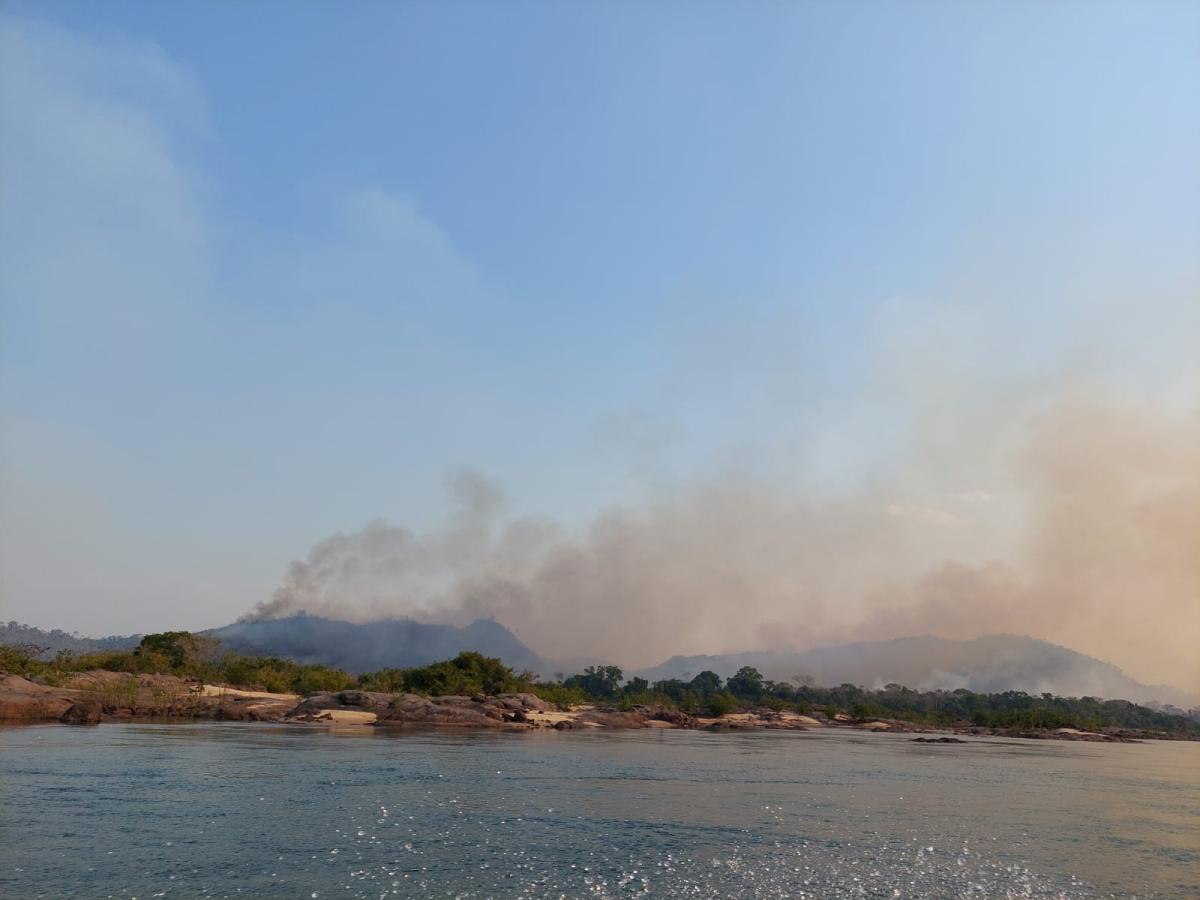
[{"xmin": 1, "ymin": 724, "xmax": 1197, "ymax": 898}]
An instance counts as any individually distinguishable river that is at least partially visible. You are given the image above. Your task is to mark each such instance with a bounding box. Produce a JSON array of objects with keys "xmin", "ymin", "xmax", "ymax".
[{"xmin": 1, "ymin": 723, "xmax": 1197, "ymax": 898}]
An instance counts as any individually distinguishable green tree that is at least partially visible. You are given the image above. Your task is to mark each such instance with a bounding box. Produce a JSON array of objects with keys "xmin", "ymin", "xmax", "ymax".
[
  {"xmin": 688, "ymin": 670, "xmax": 722, "ymax": 696},
  {"xmin": 564, "ymin": 665, "xmax": 624, "ymax": 699},
  {"xmin": 726, "ymin": 666, "xmax": 765, "ymax": 700},
  {"xmin": 623, "ymin": 676, "xmax": 650, "ymax": 696},
  {"xmin": 137, "ymin": 632, "xmax": 198, "ymax": 669}
]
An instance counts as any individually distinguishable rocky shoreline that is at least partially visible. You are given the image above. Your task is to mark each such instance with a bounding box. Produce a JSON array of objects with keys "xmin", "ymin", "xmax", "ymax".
[{"xmin": 0, "ymin": 671, "xmax": 1180, "ymax": 742}]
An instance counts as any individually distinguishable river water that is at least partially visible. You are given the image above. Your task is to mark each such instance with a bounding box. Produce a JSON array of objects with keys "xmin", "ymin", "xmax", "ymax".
[{"xmin": 1, "ymin": 723, "xmax": 1196, "ymax": 898}]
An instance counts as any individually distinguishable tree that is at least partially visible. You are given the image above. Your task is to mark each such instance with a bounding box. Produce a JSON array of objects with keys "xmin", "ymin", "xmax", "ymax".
[
  {"xmin": 687, "ymin": 670, "xmax": 722, "ymax": 696},
  {"xmin": 137, "ymin": 632, "xmax": 198, "ymax": 669},
  {"xmin": 726, "ymin": 666, "xmax": 765, "ymax": 700},
  {"xmin": 686, "ymin": 672, "xmax": 720, "ymax": 696},
  {"xmin": 650, "ymin": 678, "xmax": 688, "ymax": 703},
  {"xmin": 623, "ymin": 676, "xmax": 649, "ymax": 696},
  {"xmin": 564, "ymin": 665, "xmax": 624, "ymax": 699},
  {"xmin": 390, "ymin": 651, "xmax": 529, "ymax": 696}
]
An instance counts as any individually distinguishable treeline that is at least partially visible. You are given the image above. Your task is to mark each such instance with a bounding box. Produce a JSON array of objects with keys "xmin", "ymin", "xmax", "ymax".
[
  {"xmin": 1, "ymin": 632, "xmax": 353, "ymax": 695},
  {"xmin": 549, "ymin": 663, "xmax": 1200, "ymax": 735},
  {"xmin": 1, "ymin": 621, "xmax": 138, "ymax": 655},
  {"xmin": 3, "ymin": 632, "xmax": 1197, "ymax": 736},
  {"xmin": 0, "ymin": 632, "xmax": 539, "ymax": 698}
]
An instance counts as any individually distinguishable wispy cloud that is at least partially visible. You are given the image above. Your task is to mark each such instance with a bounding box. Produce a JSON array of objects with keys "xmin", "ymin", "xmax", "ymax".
[{"xmin": 2, "ymin": 12, "xmax": 1197, "ymax": 696}]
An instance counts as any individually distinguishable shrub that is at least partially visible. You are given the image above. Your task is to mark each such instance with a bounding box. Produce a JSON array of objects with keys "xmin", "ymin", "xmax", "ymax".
[
  {"xmin": 89, "ymin": 675, "xmax": 139, "ymax": 711},
  {"xmin": 401, "ymin": 652, "xmax": 534, "ymax": 697},
  {"xmin": 535, "ymin": 682, "xmax": 588, "ymax": 709},
  {"xmin": 358, "ymin": 668, "xmax": 406, "ymax": 693},
  {"xmin": 0, "ymin": 643, "xmax": 46, "ymax": 677},
  {"xmin": 149, "ymin": 681, "xmax": 191, "ymax": 714},
  {"xmin": 292, "ymin": 665, "xmax": 354, "ymax": 695},
  {"xmin": 706, "ymin": 692, "xmax": 738, "ymax": 716}
]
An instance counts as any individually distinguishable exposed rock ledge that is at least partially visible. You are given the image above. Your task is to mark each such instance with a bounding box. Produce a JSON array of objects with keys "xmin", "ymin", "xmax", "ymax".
[
  {"xmin": 0, "ymin": 672, "xmax": 297, "ymax": 723},
  {"xmin": 0, "ymin": 674, "xmax": 795, "ymax": 731},
  {"xmin": 0, "ymin": 672, "xmax": 1172, "ymax": 741},
  {"xmin": 0, "ymin": 674, "xmax": 80, "ymax": 722}
]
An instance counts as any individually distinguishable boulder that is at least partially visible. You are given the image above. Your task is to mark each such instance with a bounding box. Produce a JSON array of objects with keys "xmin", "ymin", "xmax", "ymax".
[
  {"xmin": 378, "ymin": 693, "xmax": 512, "ymax": 728},
  {"xmin": 576, "ymin": 710, "xmax": 648, "ymax": 729},
  {"xmin": 335, "ymin": 690, "xmax": 394, "ymax": 711},
  {"xmin": 59, "ymin": 698, "xmax": 103, "ymax": 724},
  {"xmin": 213, "ymin": 704, "xmax": 259, "ymax": 721},
  {"xmin": 496, "ymin": 692, "xmax": 556, "ymax": 713},
  {"xmin": 287, "ymin": 692, "xmax": 339, "ymax": 717},
  {"xmin": 0, "ymin": 674, "xmax": 76, "ymax": 721},
  {"xmin": 636, "ymin": 705, "xmax": 695, "ymax": 727},
  {"xmin": 911, "ymin": 736, "xmax": 968, "ymax": 744},
  {"xmin": 288, "ymin": 689, "xmax": 392, "ymax": 718}
]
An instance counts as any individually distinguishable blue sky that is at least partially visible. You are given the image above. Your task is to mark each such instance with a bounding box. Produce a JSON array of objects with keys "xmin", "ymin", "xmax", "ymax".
[{"xmin": 1, "ymin": 1, "xmax": 1197, "ymax": 676}]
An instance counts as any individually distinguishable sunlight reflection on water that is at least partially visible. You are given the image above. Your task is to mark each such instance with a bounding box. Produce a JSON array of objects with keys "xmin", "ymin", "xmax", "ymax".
[{"xmin": 1, "ymin": 724, "xmax": 1197, "ymax": 898}]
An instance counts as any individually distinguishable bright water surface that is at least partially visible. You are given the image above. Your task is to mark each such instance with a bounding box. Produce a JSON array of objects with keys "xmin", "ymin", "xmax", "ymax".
[{"xmin": 1, "ymin": 724, "xmax": 1197, "ymax": 898}]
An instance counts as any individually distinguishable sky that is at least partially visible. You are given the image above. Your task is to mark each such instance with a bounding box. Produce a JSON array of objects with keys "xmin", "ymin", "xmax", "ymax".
[{"xmin": 1, "ymin": 3, "xmax": 1197, "ymax": 689}]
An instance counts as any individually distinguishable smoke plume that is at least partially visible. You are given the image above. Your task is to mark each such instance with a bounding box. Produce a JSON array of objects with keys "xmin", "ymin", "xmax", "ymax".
[{"xmin": 244, "ymin": 390, "xmax": 1200, "ymax": 694}]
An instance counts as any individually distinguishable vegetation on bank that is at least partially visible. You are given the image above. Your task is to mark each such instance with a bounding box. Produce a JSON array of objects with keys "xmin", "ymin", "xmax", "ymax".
[
  {"xmin": 2, "ymin": 632, "xmax": 1197, "ymax": 736},
  {"xmin": 0, "ymin": 633, "xmax": 354, "ymax": 695},
  {"xmin": 1, "ymin": 633, "xmax": 540, "ymax": 698}
]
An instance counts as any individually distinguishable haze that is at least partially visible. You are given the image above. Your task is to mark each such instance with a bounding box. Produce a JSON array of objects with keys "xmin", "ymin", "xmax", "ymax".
[{"xmin": 2, "ymin": 3, "xmax": 1197, "ymax": 693}]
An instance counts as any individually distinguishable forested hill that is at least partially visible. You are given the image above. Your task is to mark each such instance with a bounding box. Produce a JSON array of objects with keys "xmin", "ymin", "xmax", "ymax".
[
  {"xmin": 0, "ymin": 621, "xmax": 140, "ymax": 656},
  {"xmin": 206, "ymin": 615, "xmax": 546, "ymax": 675},
  {"xmin": 3, "ymin": 616, "xmax": 546, "ymax": 675},
  {"xmin": 635, "ymin": 634, "xmax": 1199, "ymax": 709}
]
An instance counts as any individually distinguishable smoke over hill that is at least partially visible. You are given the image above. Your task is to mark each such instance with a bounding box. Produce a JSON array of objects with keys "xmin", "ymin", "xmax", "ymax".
[
  {"xmin": 635, "ymin": 635, "xmax": 1199, "ymax": 710},
  {"xmin": 208, "ymin": 615, "xmax": 544, "ymax": 675},
  {"xmin": 243, "ymin": 392, "xmax": 1200, "ymax": 695}
]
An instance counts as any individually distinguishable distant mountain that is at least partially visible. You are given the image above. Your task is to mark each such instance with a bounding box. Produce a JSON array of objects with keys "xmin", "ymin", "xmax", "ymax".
[
  {"xmin": 634, "ymin": 634, "xmax": 1199, "ymax": 708},
  {"xmin": 0, "ymin": 621, "xmax": 140, "ymax": 657},
  {"xmin": 8, "ymin": 617, "xmax": 1192, "ymax": 710},
  {"xmin": 206, "ymin": 615, "xmax": 547, "ymax": 675}
]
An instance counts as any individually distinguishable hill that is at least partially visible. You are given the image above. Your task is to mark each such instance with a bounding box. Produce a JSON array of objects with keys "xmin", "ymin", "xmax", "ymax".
[
  {"xmin": 0, "ymin": 621, "xmax": 140, "ymax": 656},
  {"xmin": 634, "ymin": 634, "xmax": 1198, "ymax": 709},
  {"xmin": 7, "ymin": 619, "xmax": 1193, "ymax": 711},
  {"xmin": 205, "ymin": 615, "xmax": 546, "ymax": 675}
]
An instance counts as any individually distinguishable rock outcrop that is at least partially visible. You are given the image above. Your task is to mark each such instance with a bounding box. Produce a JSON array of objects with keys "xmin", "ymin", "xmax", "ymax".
[
  {"xmin": 636, "ymin": 704, "xmax": 696, "ymax": 727},
  {"xmin": 912, "ymin": 736, "xmax": 968, "ymax": 744},
  {"xmin": 287, "ymin": 689, "xmax": 396, "ymax": 718},
  {"xmin": 8, "ymin": 670, "xmax": 1166, "ymax": 742},
  {"xmin": 384, "ymin": 693, "xmax": 512, "ymax": 727},
  {"xmin": 59, "ymin": 698, "xmax": 103, "ymax": 724},
  {"xmin": 0, "ymin": 674, "xmax": 77, "ymax": 721},
  {"xmin": 0, "ymin": 671, "xmax": 300, "ymax": 723},
  {"xmin": 282, "ymin": 689, "xmax": 646, "ymax": 729}
]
